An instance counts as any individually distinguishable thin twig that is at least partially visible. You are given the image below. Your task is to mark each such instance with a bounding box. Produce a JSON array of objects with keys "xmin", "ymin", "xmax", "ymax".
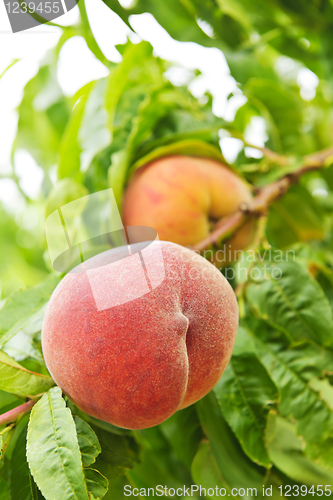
[
  {"xmin": 0, "ymin": 400, "xmax": 36, "ymax": 427},
  {"xmin": 223, "ymin": 127, "xmax": 288, "ymax": 166},
  {"xmin": 192, "ymin": 211, "xmax": 248, "ymax": 252},
  {"xmin": 0, "ymin": 422, "xmax": 15, "ymax": 436},
  {"xmin": 243, "ymin": 142, "xmax": 288, "ymax": 166}
]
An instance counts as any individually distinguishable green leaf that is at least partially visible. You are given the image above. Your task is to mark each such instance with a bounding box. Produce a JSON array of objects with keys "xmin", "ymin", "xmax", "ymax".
[
  {"xmin": 191, "ymin": 441, "xmax": 228, "ymax": 498},
  {"xmin": 74, "ymin": 416, "xmax": 101, "ymax": 467},
  {"xmin": 109, "ymin": 85, "xmax": 189, "ymax": 206},
  {"xmin": 245, "ymin": 321, "xmax": 333, "ymax": 471},
  {"xmin": 105, "ymin": 41, "xmax": 153, "ymax": 136},
  {"xmin": 215, "ymin": 0, "xmax": 252, "ymax": 32},
  {"xmin": 71, "ymin": 407, "xmax": 131, "ymax": 437},
  {"xmin": 9, "ymin": 426, "xmax": 45, "ymax": 500},
  {"xmin": 129, "ymin": 426, "xmax": 192, "ymax": 491},
  {"xmin": 101, "ymin": 475, "xmax": 130, "ymax": 500},
  {"xmin": 272, "ymin": 340, "xmax": 333, "ymax": 383},
  {"xmin": 27, "ymin": 387, "xmax": 89, "ymax": 500},
  {"xmin": 266, "ymin": 413, "xmax": 333, "ymax": 485},
  {"xmin": 0, "ymin": 390, "xmax": 21, "ymax": 412},
  {"xmin": 245, "ymin": 79, "xmax": 303, "ymax": 153},
  {"xmin": 246, "ymin": 260, "xmax": 333, "ymax": 346},
  {"xmin": 78, "ymin": 79, "xmax": 111, "ymax": 174},
  {"xmin": 29, "ymin": 477, "xmax": 46, "ymax": 500},
  {"xmin": 196, "ymin": 392, "xmax": 265, "ymax": 496},
  {"xmin": 92, "ymin": 427, "xmax": 140, "ymax": 478},
  {"xmin": 3, "ymin": 328, "xmax": 44, "ymax": 365},
  {"xmin": 129, "ymin": 139, "xmax": 230, "ymax": 179},
  {"xmin": 266, "ymin": 186, "xmax": 325, "ymax": 248},
  {"xmin": 14, "ymin": 61, "xmax": 70, "ymax": 169},
  {"xmin": 0, "ymin": 274, "xmax": 59, "ymax": 347},
  {"xmin": 128, "ymin": 449, "xmax": 187, "ymax": 493},
  {"xmin": 159, "ymin": 406, "xmax": 203, "ymax": 468},
  {"xmin": 77, "ymin": 413, "xmax": 130, "ymax": 436},
  {"xmin": 214, "ymin": 348, "xmax": 279, "ymax": 467},
  {"xmin": 77, "ymin": 1, "xmax": 107, "ymax": 65},
  {"xmin": 0, "ymin": 475, "xmax": 10, "ymax": 500},
  {"xmin": 84, "ymin": 469, "xmax": 108, "ymax": 500},
  {"xmin": 58, "ymin": 84, "xmax": 94, "ymax": 180},
  {"xmin": 125, "ymin": 87, "xmax": 202, "ymax": 158},
  {"xmin": 108, "ymin": 150, "xmax": 129, "ymax": 209},
  {"xmin": 88, "ymin": 424, "xmax": 141, "ymax": 494},
  {"xmin": 0, "ymin": 350, "xmax": 54, "ymax": 398},
  {"xmin": 102, "ymin": 0, "xmax": 211, "ymax": 48}
]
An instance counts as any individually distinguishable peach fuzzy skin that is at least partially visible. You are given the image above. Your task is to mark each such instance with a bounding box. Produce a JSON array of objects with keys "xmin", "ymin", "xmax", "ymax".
[
  {"xmin": 42, "ymin": 241, "xmax": 238, "ymax": 430},
  {"xmin": 122, "ymin": 155, "xmax": 254, "ymax": 254}
]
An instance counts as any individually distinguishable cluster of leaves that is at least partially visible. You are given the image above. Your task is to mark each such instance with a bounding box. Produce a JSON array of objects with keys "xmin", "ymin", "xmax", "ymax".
[
  {"xmin": 1, "ymin": 0, "xmax": 333, "ymax": 499},
  {"xmin": 2, "ymin": 254, "xmax": 333, "ymax": 499},
  {"xmin": 105, "ymin": 0, "xmax": 333, "ymax": 157}
]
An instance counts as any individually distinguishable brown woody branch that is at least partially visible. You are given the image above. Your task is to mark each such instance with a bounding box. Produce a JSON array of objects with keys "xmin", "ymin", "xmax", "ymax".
[{"xmin": 191, "ymin": 147, "xmax": 333, "ymax": 252}]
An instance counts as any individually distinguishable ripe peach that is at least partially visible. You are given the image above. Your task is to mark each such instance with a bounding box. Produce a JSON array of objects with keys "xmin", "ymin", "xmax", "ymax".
[
  {"xmin": 42, "ymin": 241, "xmax": 238, "ymax": 429},
  {"xmin": 122, "ymin": 155, "xmax": 254, "ymax": 265}
]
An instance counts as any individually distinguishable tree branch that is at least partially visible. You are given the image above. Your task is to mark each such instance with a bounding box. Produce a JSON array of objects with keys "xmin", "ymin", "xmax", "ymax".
[
  {"xmin": 0, "ymin": 400, "xmax": 36, "ymax": 427},
  {"xmin": 191, "ymin": 147, "xmax": 333, "ymax": 252}
]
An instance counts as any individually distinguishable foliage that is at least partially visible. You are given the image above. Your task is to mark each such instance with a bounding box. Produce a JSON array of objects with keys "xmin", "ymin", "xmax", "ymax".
[{"xmin": 1, "ymin": 0, "xmax": 333, "ymax": 498}]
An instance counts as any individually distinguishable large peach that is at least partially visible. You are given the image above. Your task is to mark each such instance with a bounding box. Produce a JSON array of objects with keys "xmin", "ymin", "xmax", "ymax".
[
  {"xmin": 123, "ymin": 155, "xmax": 254, "ymax": 265},
  {"xmin": 42, "ymin": 241, "xmax": 238, "ymax": 429}
]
